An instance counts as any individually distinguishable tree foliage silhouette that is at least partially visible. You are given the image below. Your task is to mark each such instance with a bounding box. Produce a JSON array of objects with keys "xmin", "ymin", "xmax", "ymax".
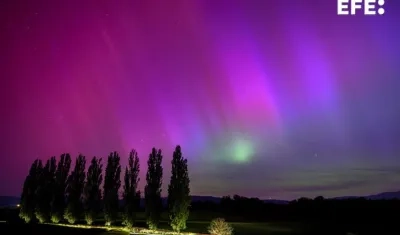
[
  {"xmin": 145, "ymin": 148, "xmax": 163, "ymax": 229},
  {"xmin": 51, "ymin": 153, "xmax": 71, "ymax": 223},
  {"xmin": 103, "ymin": 151, "xmax": 121, "ymax": 226},
  {"xmin": 168, "ymin": 145, "xmax": 191, "ymax": 232},
  {"xmin": 83, "ymin": 156, "xmax": 103, "ymax": 225},
  {"xmin": 64, "ymin": 154, "xmax": 86, "ymax": 224},
  {"xmin": 19, "ymin": 159, "xmax": 43, "ymax": 223},
  {"xmin": 35, "ymin": 156, "xmax": 57, "ymax": 223},
  {"xmin": 122, "ymin": 149, "xmax": 141, "ymax": 228}
]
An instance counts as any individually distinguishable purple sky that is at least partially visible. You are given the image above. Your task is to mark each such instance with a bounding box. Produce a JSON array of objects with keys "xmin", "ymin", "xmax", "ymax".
[{"xmin": 1, "ymin": 0, "xmax": 400, "ymax": 200}]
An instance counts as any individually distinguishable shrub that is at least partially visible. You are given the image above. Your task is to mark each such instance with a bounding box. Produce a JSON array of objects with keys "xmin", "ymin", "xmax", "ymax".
[
  {"xmin": 19, "ymin": 212, "xmax": 32, "ymax": 223},
  {"xmin": 35, "ymin": 210, "xmax": 48, "ymax": 223},
  {"xmin": 147, "ymin": 219, "xmax": 158, "ymax": 230},
  {"xmin": 51, "ymin": 213, "xmax": 62, "ymax": 223},
  {"xmin": 84, "ymin": 212, "xmax": 95, "ymax": 225},
  {"xmin": 63, "ymin": 207, "xmax": 77, "ymax": 224},
  {"xmin": 122, "ymin": 213, "xmax": 134, "ymax": 228},
  {"xmin": 208, "ymin": 218, "xmax": 234, "ymax": 235}
]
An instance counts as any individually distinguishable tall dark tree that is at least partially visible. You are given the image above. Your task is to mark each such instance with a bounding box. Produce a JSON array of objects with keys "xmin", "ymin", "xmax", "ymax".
[
  {"xmin": 103, "ymin": 151, "xmax": 121, "ymax": 226},
  {"xmin": 64, "ymin": 154, "xmax": 86, "ymax": 224},
  {"xmin": 83, "ymin": 156, "xmax": 103, "ymax": 225},
  {"xmin": 35, "ymin": 156, "xmax": 57, "ymax": 223},
  {"xmin": 145, "ymin": 148, "xmax": 163, "ymax": 229},
  {"xmin": 122, "ymin": 149, "xmax": 141, "ymax": 228},
  {"xmin": 51, "ymin": 153, "xmax": 71, "ymax": 223},
  {"xmin": 19, "ymin": 159, "xmax": 43, "ymax": 223},
  {"xmin": 168, "ymin": 145, "xmax": 190, "ymax": 232}
]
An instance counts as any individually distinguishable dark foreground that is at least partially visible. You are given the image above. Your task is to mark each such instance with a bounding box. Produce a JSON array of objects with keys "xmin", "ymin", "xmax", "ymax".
[
  {"xmin": 1, "ymin": 220, "xmax": 400, "ymax": 235},
  {"xmin": 2, "ymin": 207, "xmax": 400, "ymax": 235},
  {"xmin": 0, "ymin": 222, "xmax": 125, "ymax": 235}
]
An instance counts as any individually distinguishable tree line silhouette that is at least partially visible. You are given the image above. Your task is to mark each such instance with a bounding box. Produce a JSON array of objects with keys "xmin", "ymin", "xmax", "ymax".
[
  {"xmin": 19, "ymin": 145, "xmax": 190, "ymax": 232},
  {"xmin": 190, "ymin": 195, "xmax": 400, "ymax": 226},
  {"xmin": 17, "ymin": 144, "xmax": 400, "ymax": 234}
]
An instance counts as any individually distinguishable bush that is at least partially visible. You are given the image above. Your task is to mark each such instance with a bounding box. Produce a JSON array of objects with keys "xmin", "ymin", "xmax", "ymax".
[
  {"xmin": 84, "ymin": 212, "xmax": 95, "ymax": 225},
  {"xmin": 122, "ymin": 213, "xmax": 135, "ymax": 228},
  {"xmin": 35, "ymin": 210, "xmax": 48, "ymax": 223},
  {"xmin": 63, "ymin": 207, "xmax": 77, "ymax": 224},
  {"xmin": 208, "ymin": 218, "xmax": 234, "ymax": 235},
  {"xmin": 147, "ymin": 219, "xmax": 158, "ymax": 230},
  {"xmin": 170, "ymin": 208, "xmax": 189, "ymax": 232},
  {"xmin": 51, "ymin": 213, "xmax": 62, "ymax": 223},
  {"xmin": 19, "ymin": 212, "xmax": 32, "ymax": 223}
]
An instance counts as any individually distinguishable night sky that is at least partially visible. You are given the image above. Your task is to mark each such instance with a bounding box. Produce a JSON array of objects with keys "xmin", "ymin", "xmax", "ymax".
[{"xmin": 1, "ymin": 0, "xmax": 400, "ymax": 200}]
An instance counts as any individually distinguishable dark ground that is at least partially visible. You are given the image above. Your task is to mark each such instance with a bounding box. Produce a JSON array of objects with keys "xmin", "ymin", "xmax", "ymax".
[
  {"xmin": 0, "ymin": 222, "xmax": 126, "ymax": 235},
  {"xmin": 1, "ymin": 219, "xmax": 398, "ymax": 235},
  {"xmin": 0, "ymin": 222, "xmax": 305, "ymax": 235},
  {"xmin": 1, "ymin": 205, "xmax": 400, "ymax": 235}
]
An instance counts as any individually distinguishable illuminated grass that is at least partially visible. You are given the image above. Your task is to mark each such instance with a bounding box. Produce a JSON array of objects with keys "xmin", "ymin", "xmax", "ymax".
[{"xmin": 46, "ymin": 223, "xmax": 208, "ymax": 235}]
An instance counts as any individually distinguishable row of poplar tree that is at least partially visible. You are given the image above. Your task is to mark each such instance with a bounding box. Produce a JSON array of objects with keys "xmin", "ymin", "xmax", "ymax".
[{"xmin": 19, "ymin": 145, "xmax": 190, "ymax": 232}]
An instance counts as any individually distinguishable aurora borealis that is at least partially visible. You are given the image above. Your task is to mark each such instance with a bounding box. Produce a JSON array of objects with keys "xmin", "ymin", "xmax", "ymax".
[{"xmin": 1, "ymin": 0, "xmax": 400, "ymax": 200}]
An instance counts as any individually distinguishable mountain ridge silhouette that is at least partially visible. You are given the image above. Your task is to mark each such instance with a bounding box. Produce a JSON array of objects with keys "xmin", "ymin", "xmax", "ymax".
[{"xmin": 1, "ymin": 191, "xmax": 399, "ymax": 207}]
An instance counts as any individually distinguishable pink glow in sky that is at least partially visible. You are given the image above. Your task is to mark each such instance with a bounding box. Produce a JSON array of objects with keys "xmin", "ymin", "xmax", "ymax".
[{"xmin": 1, "ymin": 0, "xmax": 400, "ymax": 200}]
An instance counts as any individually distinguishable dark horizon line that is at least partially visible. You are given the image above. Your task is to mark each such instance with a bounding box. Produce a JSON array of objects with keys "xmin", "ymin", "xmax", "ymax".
[{"xmin": 2, "ymin": 190, "xmax": 400, "ymax": 202}]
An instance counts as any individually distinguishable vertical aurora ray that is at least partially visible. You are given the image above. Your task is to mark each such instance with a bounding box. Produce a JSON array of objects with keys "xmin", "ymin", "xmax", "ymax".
[
  {"xmin": 2, "ymin": 0, "xmax": 400, "ymax": 199},
  {"xmin": 206, "ymin": 7, "xmax": 283, "ymax": 164}
]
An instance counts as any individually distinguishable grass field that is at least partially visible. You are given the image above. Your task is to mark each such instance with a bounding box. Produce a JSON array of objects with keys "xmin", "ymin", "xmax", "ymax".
[
  {"xmin": 0, "ymin": 209, "xmax": 306, "ymax": 235},
  {"xmin": 158, "ymin": 221, "xmax": 298, "ymax": 234},
  {"xmin": 2, "ymin": 208, "xmax": 398, "ymax": 235},
  {"xmin": 0, "ymin": 222, "xmax": 126, "ymax": 235},
  {"xmin": 0, "ymin": 220, "xmax": 360, "ymax": 235},
  {"xmin": 80, "ymin": 218, "xmax": 302, "ymax": 234},
  {"xmin": 2, "ymin": 219, "xmax": 398, "ymax": 235},
  {"xmin": 0, "ymin": 221, "xmax": 304, "ymax": 235}
]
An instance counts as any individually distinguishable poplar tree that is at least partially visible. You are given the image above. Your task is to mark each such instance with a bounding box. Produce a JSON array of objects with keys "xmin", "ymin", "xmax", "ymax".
[
  {"xmin": 168, "ymin": 145, "xmax": 190, "ymax": 232},
  {"xmin": 103, "ymin": 151, "xmax": 121, "ymax": 226},
  {"xmin": 51, "ymin": 153, "xmax": 71, "ymax": 223},
  {"xmin": 122, "ymin": 149, "xmax": 141, "ymax": 228},
  {"xmin": 145, "ymin": 148, "xmax": 163, "ymax": 229},
  {"xmin": 83, "ymin": 156, "xmax": 103, "ymax": 225},
  {"xmin": 19, "ymin": 159, "xmax": 43, "ymax": 223},
  {"xmin": 35, "ymin": 156, "xmax": 57, "ymax": 223},
  {"xmin": 64, "ymin": 154, "xmax": 86, "ymax": 224}
]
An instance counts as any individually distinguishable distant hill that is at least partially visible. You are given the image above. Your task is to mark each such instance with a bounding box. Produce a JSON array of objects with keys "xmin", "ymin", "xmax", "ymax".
[
  {"xmin": 190, "ymin": 195, "xmax": 222, "ymax": 203},
  {"xmin": 331, "ymin": 196, "xmax": 361, "ymax": 200},
  {"xmin": 332, "ymin": 191, "xmax": 400, "ymax": 200},
  {"xmin": 0, "ymin": 196, "xmax": 20, "ymax": 207},
  {"xmin": 363, "ymin": 191, "xmax": 400, "ymax": 200},
  {"xmin": 263, "ymin": 199, "xmax": 289, "ymax": 204},
  {"xmin": 3, "ymin": 191, "xmax": 399, "ymax": 207},
  {"xmin": 189, "ymin": 196, "xmax": 288, "ymax": 204},
  {"xmin": 130, "ymin": 196, "xmax": 289, "ymax": 207}
]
